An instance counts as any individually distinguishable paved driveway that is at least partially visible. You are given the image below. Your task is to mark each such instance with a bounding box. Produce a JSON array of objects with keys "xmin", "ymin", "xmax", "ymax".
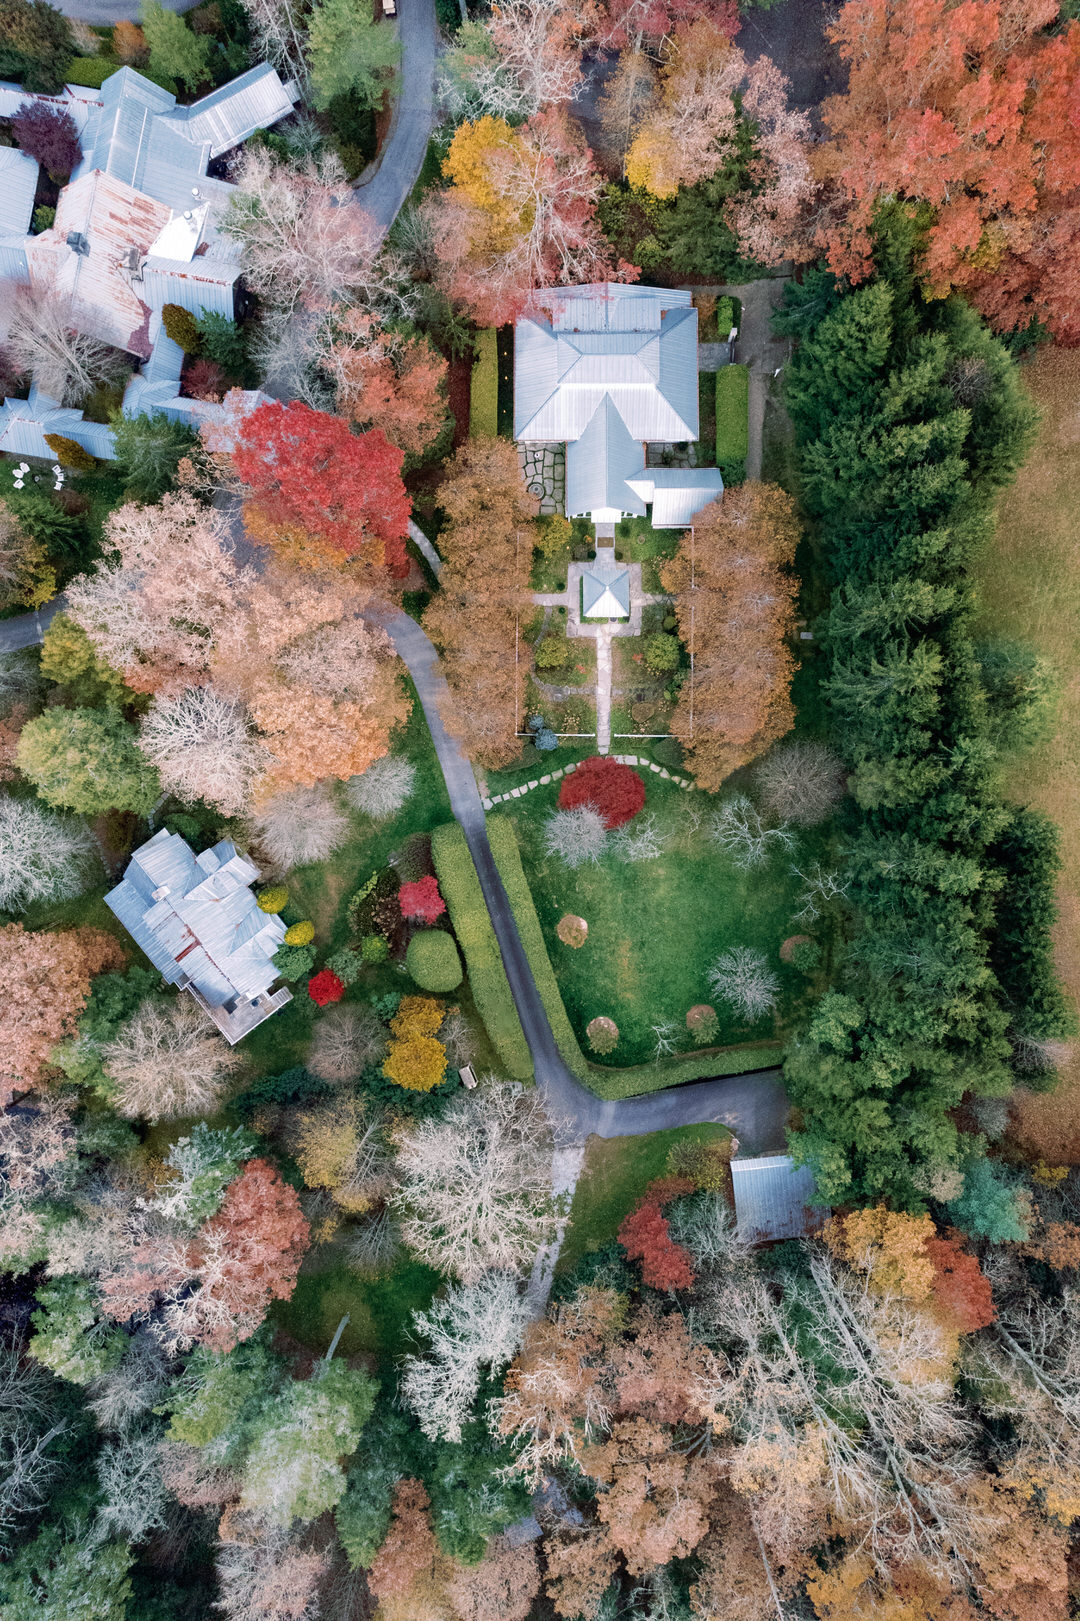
[
  {"xmin": 352, "ymin": 0, "xmax": 437, "ymax": 239},
  {"xmin": 61, "ymin": 0, "xmax": 198, "ymax": 20}
]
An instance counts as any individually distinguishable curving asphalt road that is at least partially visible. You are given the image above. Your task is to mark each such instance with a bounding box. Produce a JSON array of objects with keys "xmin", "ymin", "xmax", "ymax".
[
  {"xmin": 374, "ymin": 606, "xmax": 790, "ymax": 1151},
  {"xmin": 353, "ymin": 0, "xmax": 438, "ymax": 242}
]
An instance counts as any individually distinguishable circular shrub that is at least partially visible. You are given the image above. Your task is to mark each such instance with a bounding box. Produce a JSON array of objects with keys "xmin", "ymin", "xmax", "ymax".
[
  {"xmin": 686, "ymin": 1004, "xmax": 719, "ymax": 1045},
  {"xmin": 535, "ymin": 727, "xmax": 558, "ymax": 752},
  {"xmin": 360, "ymin": 934, "xmax": 389, "ymax": 965},
  {"xmin": 643, "ymin": 632, "xmax": 680, "ymax": 674},
  {"xmin": 556, "ymin": 914, "xmax": 589, "ymax": 948},
  {"xmin": 779, "ymin": 933, "xmax": 812, "ymax": 964},
  {"xmin": 559, "ymin": 756, "xmax": 645, "ymax": 830},
  {"xmin": 406, "ymin": 930, "xmax": 463, "ymax": 992},
  {"xmin": 273, "ymin": 943, "xmax": 315, "ymax": 982},
  {"xmin": 284, "ymin": 919, "xmax": 315, "ymax": 947},
  {"xmin": 535, "ymin": 635, "xmax": 569, "ymax": 670},
  {"xmin": 308, "ymin": 970, "xmax": 345, "ymax": 1007},
  {"xmin": 258, "ymin": 885, "xmax": 288, "ymax": 914},
  {"xmin": 586, "ymin": 1015, "xmax": 619, "ymax": 1055}
]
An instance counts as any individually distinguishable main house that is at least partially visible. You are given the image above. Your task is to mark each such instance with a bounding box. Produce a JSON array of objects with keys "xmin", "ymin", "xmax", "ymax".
[
  {"xmin": 0, "ymin": 63, "xmax": 297, "ymax": 461},
  {"xmin": 514, "ymin": 282, "xmax": 724, "ymax": 531},
  {"xmin": 105, "ymin": 828, "xmax": 292, "ymax": 1043}
]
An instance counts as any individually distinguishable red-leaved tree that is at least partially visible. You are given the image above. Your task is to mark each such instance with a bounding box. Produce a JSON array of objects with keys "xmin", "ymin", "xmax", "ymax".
[
  {"xmin": 559, "ymin": 755, "xmax": 645, "ymax": 829},
  {"xmin": 231, "ymin": 401, "xmax": 411, "ymax": 575},
  {"xmin": 308, "ymin": 970, "xmax": 345, "ymax": 1008},
  {"xmin": 617, "ymin": 1177, "xmax": 696, "ymax": 1290},
  {"xmin": 12, "ymin": 101, "xmax": 81, "ymax": 179},
  {"xmin": 926, "ymin": 1233, "xmax": 996, "ymax": 1334},
  {"xmin": 399, "ymin": 875, "xmax": 446, "ymax": 923},
  {"xmin": 600, "ymin": 0, "xmax": 739, "ymax": 50}
]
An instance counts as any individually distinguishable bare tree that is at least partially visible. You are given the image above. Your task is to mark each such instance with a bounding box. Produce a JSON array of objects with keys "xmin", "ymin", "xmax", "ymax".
[
  {"xmin": 247, "ymin": 312, "xmax": 334, "ymax": 411},
  {"xmin": 276, "ymin": 616, "xmax": 398, "ymax": 706},
  {"xmin": 401, "ymin": 1271, "xmax": 530, "ymax": 1442},
  {"xmin": 542, "ymin": 805, "xmax": 608, "ymax": 869},
  {"xmin": 439, "ymin": 0, "xmax": 589, "ymax": 120},
  {"xmin": 97, "ymin": 1423, "xmax": 169, "ymax": 1543},
  {"xmin": 754, "ymin": 739, "xmax": 846, "ymax": 827},
  {"xmin": 1, "ymin": 282, "xmax": 130, "ymax": 407},
  {"xmin": 650, "ymin": 1019, "xmax": 679, "ymax": 1061},
  {"xmin": 139, "ymin": 687, "xmax": 268, "ymax": 817},
  {"xmin": 789, "ymin": 861, "xmax": 850, "ymax": 924},
  {"xmin": 239, "ymin": 0, "xmax": 308, "ymax": 85},
  {"xmin": 707, "ymin": 947, "xmax": 779, "ymax": 1021},
  {"xmin": 1013, "ymin": 1032, "xmax": 1074, "ymax": 1076},
  {"xmin": 102, "ymin": 997, "xmax": 242, "ymax": 1122},
  {"xmin": 87, "ymin": 1333, "xmax": 170, "ymax": 1433},
  {"xmin": 0, "ymin": 794, "xmax": 100, "ymax": 913},
  {"xmin": 307, "ymin": 1005, "xmax": 386, "ymax": 1085},
  {"xmin": 439, "ymin": 1005, "xmax": 478, "ymax": 1070},
  {"xmin": 343, "ymin": 1206, "xmax": 401, "ymax": 1277},
  {"xmin": 215, "ymin": 1526, "xmax": 330, "ymax": 1621},
  {"xmin": 0, "ymin": 1340, "xmax": 67, "ymax": 1550},
  {"xmin": 345, "ymin": 754, "xmax": 417, "ymax": 820},
  {"xmin": 610, "ymin": 812, "xmax": 666, "ymax": 863},
  {"xmin": 392, "ymin": 1085, "xmax": 559, "ymax": 1282},
  {"xmin": 708, "ymin": 794, "xmax": 794, "ymax": 871},
  {"xmin": 247, "ymin": 783, "xmax": 349, "ymax": 874}
]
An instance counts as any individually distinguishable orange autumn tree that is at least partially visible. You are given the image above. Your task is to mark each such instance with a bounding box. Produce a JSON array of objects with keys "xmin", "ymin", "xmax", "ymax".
[
  {"xmin": 816, "ymin": 0, "xmax": 1080, "ymax": 341},
  {"xmin": 422, "ymin": 438, "xmax": 538, "ymax": 768},
  {"xmin": 660, "ymin": 483, "xmax": 799, "ymax": 790},
  {"xmin": 326, "ymin": 313, "xmax": 449, "ymax": 460},
  {"xmin": 0, "ymin": 924, "xmax": 125, "ymax": 1105}
]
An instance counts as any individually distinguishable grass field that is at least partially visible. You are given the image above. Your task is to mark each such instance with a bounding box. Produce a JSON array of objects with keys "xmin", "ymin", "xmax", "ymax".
[
  {"xmin": 558, "ymin": 1123, "xmax": 731, "ymax": 1273},
  {"xmin": 506, "ymin": 776, "xmax": 810, "ymax": 1067},
  {"xmin": 973, "ymin": 348, "xmax": 1080, "ymax": 1160},
  {"xmin": 271, "ymin": 1257, "xmax": 441, "ymax": 1364}
]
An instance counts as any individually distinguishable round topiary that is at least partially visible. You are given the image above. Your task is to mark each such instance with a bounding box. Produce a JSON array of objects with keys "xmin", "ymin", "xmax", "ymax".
[
  {"xmin": 360, "ymin": 934, "xmax": 389, "ymax": 964},
  {"xmin": 258, "ymin": 885, "xmax": 288, "ymax": 914},
  {"xmin": 405, "ymin": 929, "xmax": 463, "ymax": 992},
  {"xmin": 556, "ymin": 914, "xmax": 589, "ymax": 948},
  {"xmin": 559, "ymin": 756, "xmax": 645, "ymax": 829},
  {"xmin": 586, "ymin": 1015, "xmax": 619, "ymax": 1055},
  {"xmin": 284, "ymin": 919, "xmax": 315, "ymax": 947}
]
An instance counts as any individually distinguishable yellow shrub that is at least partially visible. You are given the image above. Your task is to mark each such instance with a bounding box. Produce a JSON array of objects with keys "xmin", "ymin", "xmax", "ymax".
[
  {"xmin": 382, "ymin": 1034, "xmax": 448, "ymax": 1092},
  {"xmin": 390, "ymin": 995, "xmax": 444, "ymax": 1041}
]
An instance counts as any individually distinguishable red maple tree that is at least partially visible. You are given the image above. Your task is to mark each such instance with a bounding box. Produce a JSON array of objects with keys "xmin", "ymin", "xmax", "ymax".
[
  {"xmin": 618, "ymin": 1177, "xmax": 696, "ymax": 1290},
  {"xmin": 231, "ymin": 401, "xmax": 411, "ymax": 574},
  {"xmin": 559, "ymin": 755, "xmax": 646, "ymax": 829},
  {"xmin": 925, "ymin": 1233, "xmax": 996, "ymax": 1334},
  {"xmin": 399, "ymin": 875, "xmax": 447, "ymax": 923},
  {"xmin": 308, "ymin": 970, "xmax": 345, "ymax": 1007}
]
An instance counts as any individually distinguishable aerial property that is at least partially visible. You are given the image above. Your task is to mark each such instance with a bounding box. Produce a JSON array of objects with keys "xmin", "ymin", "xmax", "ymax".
[{"xmin": 514, "ymin": 281, "xmax": 724, "ymax": 529}]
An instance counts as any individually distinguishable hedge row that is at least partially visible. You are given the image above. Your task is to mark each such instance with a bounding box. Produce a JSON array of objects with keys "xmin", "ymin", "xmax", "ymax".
[
  {"xmin": 486, "ymin": 815, "xmax": 782, "ymax": 1100},
  {"xmin": 715, "ymin": 362, "xmax": 749, "ymax": 465},
  {"xmin": 469, "ymin": 329, "xmax": 498, "ymax": 439},
  {"xmin": 66, "ymin": 57, "xmax": 177, "ymax": 92},
  {"xmin": 430, "ymin": 822, "xmax": 533, "ymax": 1080}
]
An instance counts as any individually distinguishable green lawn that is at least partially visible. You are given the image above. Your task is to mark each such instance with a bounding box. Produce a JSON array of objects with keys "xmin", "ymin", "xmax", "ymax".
[
  {"xmin": 558, "ymin": 1123, "xmax": 730, "ymax": 1273},
  {"xmin": 271, "ymin": 1258, "xmax": 441, "ymax": 1364},
  {"xmin": 505, "ymin": 776, "xmax": 810, "ymax": 1067}
]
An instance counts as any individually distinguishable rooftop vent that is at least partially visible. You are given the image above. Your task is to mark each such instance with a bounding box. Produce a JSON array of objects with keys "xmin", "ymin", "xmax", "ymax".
[{"xmin": 66, "ymin": 231, "xmax": 89, "ymax": 257}]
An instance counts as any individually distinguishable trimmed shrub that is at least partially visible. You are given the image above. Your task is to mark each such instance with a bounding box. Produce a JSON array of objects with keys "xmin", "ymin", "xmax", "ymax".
[
  {"xmin": 64, "ymin": 56, "xmax": 116, "ymax": 88},
  {"xmin": 558, "ymin": 755, "xmax": 645, "ymax": 829},
  {"xmin": 535, "ymin": 635, "xmax": 569, "ymax": 670},
  {"xmin": 273, "ymin": 943, "xmax": 315, "ymax": 982},
  {"xmin": 643, "ymin": 632, "xmax": 679, "ymax": 674},
  {"xmin": 43, "ymin": 433, "xmax": 96, "ymax": 472},
  {"xmin": 360, "ymin": 934, "xmax": 389, "ymax": 965},
  {"xmin": 556, "ymin": 913, "xmax": 588, "ymax": 948},
  {"xmin": 430, "ymin": 821, "xmax": 532, "ymax": 1080},
  {"xmin": 399, "ymin": 874, "xmax": 445, "ymax": 922},
  {"xmin": 586, "ymin": 1015, "xmax": 619, "ymax": 1055},
  {"xmin": 258, "ymin": 886, "xmax": 288, "ymax": 914},
  {"xmin": 161, "ymin": 303, "xmax": 202, "ymax": 354},
  {"xmin": 406, "ymin": 930, "xmax": 463, "ymax": 993},
  {"xmin": 715, "ymin": 364, "xmax": 749, "ymax": 465},
  {"xmin": 284, "ymin": 920, "xmax": 315, "ymax": 947},
  {"xmin": 31, "ymin": 205, "xmax": 55, "ymax": 233},
  {"xmin": 326, "ymin": 946, "xmax": 363, "ymax": 985},
  {"xmin": 469, "ymin": 329, "xmax": 498, "ymax": 438},
  {"xmin": 686, "ymin": 1004, "xmax": 719, "ymax": 1045},
  {"xmin": 309, "ymin": 970, "xmax": 345, "ymax": 1007}
]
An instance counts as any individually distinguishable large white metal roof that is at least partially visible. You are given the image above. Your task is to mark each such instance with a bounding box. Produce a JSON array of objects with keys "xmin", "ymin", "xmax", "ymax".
[
  {"xmin": 730, "ymin": 1154, "xmax": 822, "ymax": 1244},
  {"xmin": 625, "ymin": 468, "xmax": 725, "ymax": 529},
  {"xmin": 0, "ymin": 148, "xmax": 39, "ymax": 238}
]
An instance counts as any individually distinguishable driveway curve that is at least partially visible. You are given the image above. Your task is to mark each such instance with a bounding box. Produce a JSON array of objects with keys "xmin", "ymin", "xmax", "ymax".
[
  {"xmin": 353, "ymin": 0, "xmax": 438, "ymax": 241},
  {"xmin": 375, "ymin": 606, "xmax": 790, "ymax": 1152}
]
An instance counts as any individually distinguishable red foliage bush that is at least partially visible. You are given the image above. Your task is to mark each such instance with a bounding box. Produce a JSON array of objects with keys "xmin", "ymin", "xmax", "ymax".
[
  {"xmin": 183, "ymin": 357, "xmax": 226, "ymax": 402},
  {"xmin": 399, "ymin": 874, "xmax": 446, "ymax": 923},
  {"xmin": 618, "ymin": 1176, "xmax": 696, "ymax": 1291},
  {"xmin": 559, "ymin": 755, "xmax": 645, "ymax": 829},
  {"xmin": 308, "ymin": 969, "xmax": 345, "ymax": 1007},
  {"xmin": 926, "ymin": 1233, "xmax": 996, "ymax": 1334},
  {"xmin": 12, "ymin": 101, "xmax": 81, "ymax": 179}
]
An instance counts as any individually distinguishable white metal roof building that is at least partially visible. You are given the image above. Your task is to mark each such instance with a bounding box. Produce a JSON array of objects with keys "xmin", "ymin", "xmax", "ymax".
[
  {"xmin": 0, "ymin": 147, "xmax": 39, "ymax": 237},
  {"xmin": 105, "ymin": 829, "xmax": 292, "ymax": 1043},
  {"xmin": 730, "ymin": 1154, "xmax": 823, "ymax": 1244},
  {"xmin": 581, "ymin": 556, "xmax": 631, "ymax": 618},
  {"xmin": 515, "ymin": 283, "xmax": 723, "ymax": 526}
]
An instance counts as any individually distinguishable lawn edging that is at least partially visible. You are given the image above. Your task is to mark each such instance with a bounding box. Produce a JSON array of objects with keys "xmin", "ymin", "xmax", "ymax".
[
  {"xmin": 431, "ymin": 821, "xmax": 533, "ymax": 1080},
  {"xmin": 486, "ymin": 814, "xmax": 784, "ymax": 1099}
]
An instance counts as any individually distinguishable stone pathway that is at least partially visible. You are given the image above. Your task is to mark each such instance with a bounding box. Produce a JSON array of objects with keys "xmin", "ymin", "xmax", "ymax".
[
  {"xmin": 595, "ymin": 625, "xmax": 613, "ymax": 753},
  {"xmin": 519, "ymin": 442, "xmax": 565, "ymax": 515},
  {"xmin": 481, "ymin": 754, "xmax": 697, "ymax": 810}
]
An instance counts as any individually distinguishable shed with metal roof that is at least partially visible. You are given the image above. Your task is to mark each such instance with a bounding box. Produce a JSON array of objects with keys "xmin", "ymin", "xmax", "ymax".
[{"xmin": 730, "ymin": 1154, "xmax": 823, "ymax": 1244}]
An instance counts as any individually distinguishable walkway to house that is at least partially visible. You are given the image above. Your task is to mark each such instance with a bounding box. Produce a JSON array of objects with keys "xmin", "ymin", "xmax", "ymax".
[{"xmin": 689, "ymin": 277, "xmax": 793, "ymax": 479}]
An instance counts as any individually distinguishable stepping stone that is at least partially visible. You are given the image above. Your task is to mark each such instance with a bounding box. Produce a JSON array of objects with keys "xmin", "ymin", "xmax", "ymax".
[
  {"xmin": 527, "ymin": 780, "xmax": 538, "ymax": 791},
  {"xmin": 649, "ymin": 762, "xmax": 662, "ymax": 773},
  {"xmin": 551, "ymin": 768, "xmax": 564, "ymax": 779},
  {"xmin": 660, "ymin": 768, "xmax": 670, "ymax": 778},
  {"xmin": 540, "ymin": 773, "xmax": 551, "ymax": 785},
  {"xmin": 482, "ymin": 797, "xmax": 493, "ymax": 810}
]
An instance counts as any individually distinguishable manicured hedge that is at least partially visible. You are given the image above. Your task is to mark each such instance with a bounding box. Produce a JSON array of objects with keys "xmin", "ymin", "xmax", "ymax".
[
  {"xmin": 469, "ymin": 329, "xmax": 498, "ymax": 439},
  {"xmin": 486, "ymin": 815, "xmax": 782, "ymax": 1099},
  {"xmin": 715, "ymin": 363, "xmax": 749, "ymax": 465},
  {"xmin": 431, "ymin": 821, "xmax": 533, "ymax": 1079},
  {"xmin": 66, "ymin": 57, "xmax": 177, "ymax": 92},
  {"xmin": 405, "ymin": 929, "xmax": 463, "ymax": 993}
]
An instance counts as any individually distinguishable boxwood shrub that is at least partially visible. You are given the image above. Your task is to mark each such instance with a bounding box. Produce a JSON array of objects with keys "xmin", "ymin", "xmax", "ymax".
[{"xmin": 469, "ymin": 329, "xmax": 498, "ymax": 439}]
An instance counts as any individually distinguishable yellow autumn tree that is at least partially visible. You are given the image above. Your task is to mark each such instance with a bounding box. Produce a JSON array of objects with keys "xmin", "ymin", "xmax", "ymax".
[
  {"xmin": 822, "ymin": 1207, "xmax": 937, "ymax": 1300},
  {"xmin": 442, "ymin": 115, "xmax": 530, "ymax": 248},
  {"xmin": 383, "ymin": 1034, "xmax": 448, "ymax": 1093}
]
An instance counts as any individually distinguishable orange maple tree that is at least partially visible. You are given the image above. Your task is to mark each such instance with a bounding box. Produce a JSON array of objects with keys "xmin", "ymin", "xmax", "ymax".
[
  {"xmin": 816, "ymin": 0, "xmax": 1080, "ymax": 341},
  {"xmin": 0, "ymin": 924, "xmax": 125, "ymax": 1104}
]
